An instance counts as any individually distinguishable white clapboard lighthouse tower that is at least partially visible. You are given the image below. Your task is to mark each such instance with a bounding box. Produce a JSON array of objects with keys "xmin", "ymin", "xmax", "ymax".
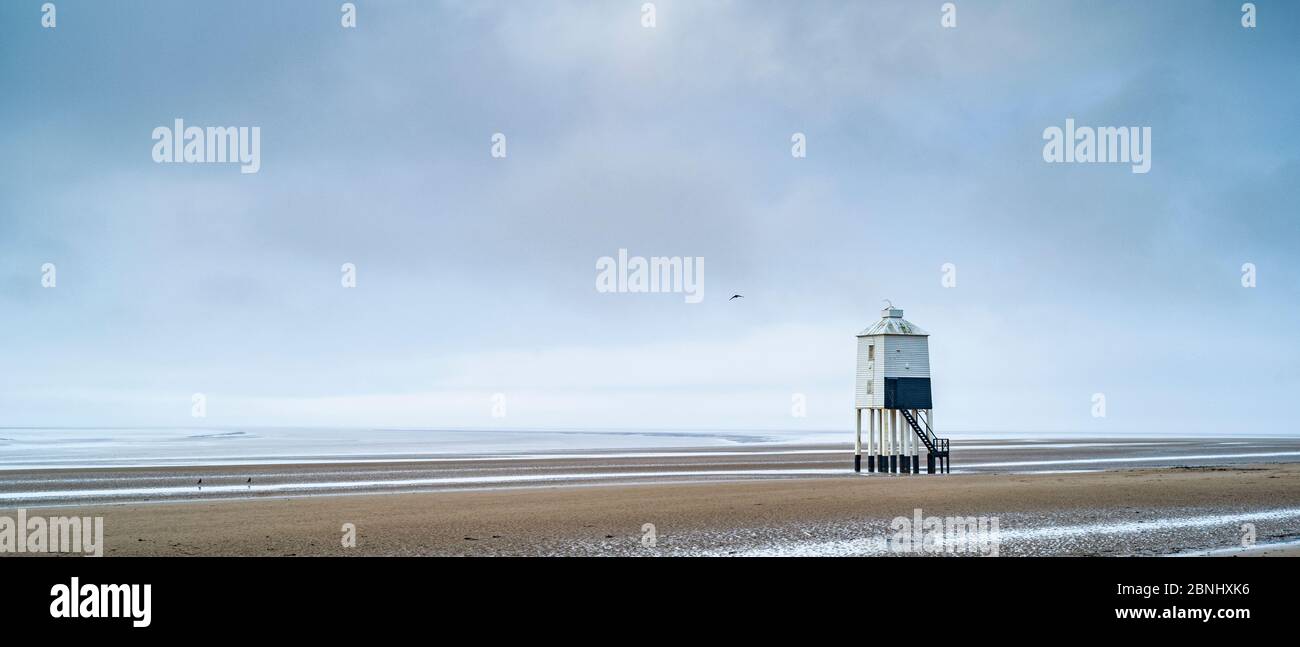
[{"xmin": 854, "ymin": 305, "xmax": 949, "ymax": 474}]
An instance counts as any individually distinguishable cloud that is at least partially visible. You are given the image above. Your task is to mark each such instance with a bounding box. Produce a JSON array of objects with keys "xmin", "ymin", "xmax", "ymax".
[{"xmin": 1, "ymin": 1, "xmax": 1297, "ymax": 433}]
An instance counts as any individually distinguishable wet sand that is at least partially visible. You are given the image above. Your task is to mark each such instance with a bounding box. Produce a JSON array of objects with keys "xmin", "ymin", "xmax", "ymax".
[
  {"xmin": 6, "ymin": 436, "xmax": 1300, "ymax": 508},
  {"xmin": 1229, "ymin": 543, "xmax": 1300, "ymax": 557},
  {"xmin": 1174, "ymin": 541, "xmax": 1300, "ymax": 557},
  {"xmin": 5, "ymin": 460, "xmax": 1300, "ymax": 557},
  {"xmin": 5, "ymin": 437, "xmax": 1300, "ymax": 556}
]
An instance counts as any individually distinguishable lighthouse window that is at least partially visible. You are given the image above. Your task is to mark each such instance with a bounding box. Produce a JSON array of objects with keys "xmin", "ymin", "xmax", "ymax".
[
  {"xmin": 867, "ymin": 380, "xmax": 873, "ymax": 394},
  {"xmin": 867, "ymin": 345, "xmax": 875, "ymax": 361}
]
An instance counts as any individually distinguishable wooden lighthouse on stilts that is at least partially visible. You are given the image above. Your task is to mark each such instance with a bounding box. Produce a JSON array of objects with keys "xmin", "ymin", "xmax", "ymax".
[{"xmin": 854, "ymin": 305, "xmax": 949, "ymax": 474}]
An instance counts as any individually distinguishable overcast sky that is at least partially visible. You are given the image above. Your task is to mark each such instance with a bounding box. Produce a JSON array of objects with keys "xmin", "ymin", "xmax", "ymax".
[{"xmin": 2, "ymin": 1, "xmax": 1297, "ymax": 435}]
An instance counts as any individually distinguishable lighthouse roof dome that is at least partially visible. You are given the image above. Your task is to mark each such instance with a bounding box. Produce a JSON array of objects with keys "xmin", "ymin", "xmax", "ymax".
[{"xmin": 856, "ymin": 306, "xmax": 929, "ymax": 337}]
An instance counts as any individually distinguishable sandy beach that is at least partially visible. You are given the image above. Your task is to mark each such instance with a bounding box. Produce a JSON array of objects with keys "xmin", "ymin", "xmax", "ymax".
[{"xmin": 5, "ymin": 440, "xmax": 1300, "ymax": 556}]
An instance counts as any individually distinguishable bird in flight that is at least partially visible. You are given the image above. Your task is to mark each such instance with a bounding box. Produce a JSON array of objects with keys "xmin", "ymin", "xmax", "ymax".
[{"xmin": 729, "ymin": 294, "xmax": 743, "ymax": 300}]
